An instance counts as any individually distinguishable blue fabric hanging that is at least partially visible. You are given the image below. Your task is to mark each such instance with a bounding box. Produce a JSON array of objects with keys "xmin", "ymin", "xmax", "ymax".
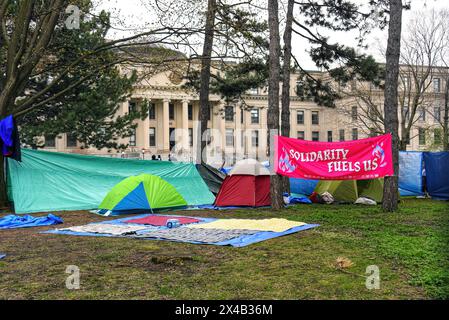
[
  {"xmin": 423, "ymin": 152, "xmax": 449, "ymax": 200},
  {"xmin": 0, "ymin": 214, "xmax": 63, "ymax": 229},
  {"xmin": 0, "ymin": 115, "xmax": 21, "ymax": 161},
  {"xmin": 399, "ymin": 151, "xmax": 423, "ymax": 197}
]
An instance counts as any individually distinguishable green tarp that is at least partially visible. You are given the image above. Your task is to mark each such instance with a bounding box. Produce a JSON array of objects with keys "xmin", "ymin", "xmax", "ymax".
[{"xmin": 7, "ymin": 149, "xmax": 215, "ymax": 214}]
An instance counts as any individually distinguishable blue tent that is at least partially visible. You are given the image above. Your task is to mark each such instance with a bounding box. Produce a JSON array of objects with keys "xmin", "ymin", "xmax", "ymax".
[
  {"xmin": 423, "ymin": 152, "xmax": 449, "ymax": 200},
  {"xmin": 290, "ymin": 178, "xmax": 319, "ymax": 196},
  {"xmin": 399, "ymin": 151, "xmax": 424, "ymax": 197}
]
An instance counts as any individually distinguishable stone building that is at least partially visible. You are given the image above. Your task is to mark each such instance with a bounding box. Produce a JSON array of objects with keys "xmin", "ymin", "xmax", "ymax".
[{"xmin": 42, "ymin": 62, "xmax": 448, "ymax": 166}]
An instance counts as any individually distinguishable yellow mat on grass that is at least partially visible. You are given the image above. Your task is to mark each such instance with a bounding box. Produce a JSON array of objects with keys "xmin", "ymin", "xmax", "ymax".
[{"xmin": 187, "ymin": 218, "xmax": 306, "ymax": 233}]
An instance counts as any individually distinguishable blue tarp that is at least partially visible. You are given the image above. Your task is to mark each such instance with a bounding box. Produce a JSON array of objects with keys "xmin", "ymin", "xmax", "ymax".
[
  {"xmin": 399, "ymin": 151, "xmax": 424, "ymax": 197},
  {"xmin": 45, "ymin": 214, "xmax": 319, "ymax": 247},
  {"xmin": 220, "ymin": 167, "xmax": 232, "ymax": 175},
  {"xmin": 289, "ymin": 178, "xmax": 319, "ymax": 196},
  {"xmin": 0, "ymin": 254, "xmax": 5, "ymax": 259},
  {"xmin": 423, "ymin": 152, "xmax": 449, "ymax": 200},
  {"xmin": 0, "ymin": 214, "xmax": 63, "ymax": 229}
]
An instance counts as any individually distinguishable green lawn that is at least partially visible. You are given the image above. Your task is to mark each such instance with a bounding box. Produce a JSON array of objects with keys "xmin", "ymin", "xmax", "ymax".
[{"xmin": 0, "ymin": 199, "xmax": 448, "ymax": 300}]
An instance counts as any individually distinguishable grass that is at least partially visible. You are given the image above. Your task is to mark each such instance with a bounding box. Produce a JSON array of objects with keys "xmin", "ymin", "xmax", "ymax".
[{"xmin": 0, "ymin": 199, "xmax": 448, "ymax": 300}]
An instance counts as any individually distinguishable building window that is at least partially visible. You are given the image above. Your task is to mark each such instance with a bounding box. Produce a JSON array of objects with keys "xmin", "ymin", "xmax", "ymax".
[
  {"xmin": 248, "ymin": 88, "xmax": 258, "ymax": 95},
  {"xmin": 433, "ymin": 78, "xmax": 441, "ymax": 93},
  {"xmin": 148, "ymin": 103, "xmax": 156, "ymax": 120},
  {"xmin": 339, "ymin": 129, "xmax": 345, "ymax": 141},
  {"xmin": 434, "ymin": 129, "xmax": 442, "ymax": 145},
  {"xmin": 66, "ymin": 134, "xmax": 77, "ymax": 148},
  {"xmin": 188, "ymin": 104, "xmax": 193, "ymax": 120},
  {"xmin": 225, "ymin": 106, "xmax": 234, "ymax": 122},
  {"xmin": 226, "ymin": 129, "xmax": 234, "ymax": 147},
  {"xmin": 45, "ymin": 135, "xmax": 56, "ymax": 148},
  {"xmin": 369, "ymin": 105, "xmax": 378, "ymax": 120},
  {"xmin": 351, "ymin": 106, "xmax": 358, "ymax": 121},
  {"xmin": 312, "ymin": 131, "xmax": 319, "ymax": 141},
  {"xmin": 251, "ymin": 109, "xmax": 260, "ymax": 124},
  {"xmin": 419, "ymin": 128, "xmax": 426, "ymax": 145},
  {"xmin": 207, "ymin": 107, "xmax": 212, "ymax": 121},
  {"xmin": 240, "ymin": 108, "xmax": 244, "ymax": 124},
  {"xmin": 204, "ymin": 128, "xmax": 212, "ymax": 144},
  {"xmin": 405, "ymin": 131, "xmax": 410, "ymax": 145},
  {"xmin": 188, "ymin": 128, "xmax": 193, "ymax": 147},
  {"xmin": 402, "ymin": 106, "xmax": 409, "ymax": 122},
  {"xmin": 149, "ymin": 127, "xmax": 156, "ymax": 147},
  {"xmin": 169, "ymin": 103, "xmax": 175, "ymax": 120},
  {"xmin": 311, "ymin": 111, "xmax": 319, "ymax": 125},
  {"xmin": 296, "ymin": 110, "xmax": 304, "ymax": 125},
  {"xmin": 402, "ymin": 76, "xmax": 410, "ymax": 89},
  {"xmin": 129, "ymin": 129, "xmax": 136, "ymax": 146},
  {"xmin": 251, "ymin": 130, "xmax": 259, "ymax": 147},
  {"xmin": 327, "ymin": 131, "xmax": 333, "ymax": 142},
  {"xmin": 128, "ymin": 101, "xmax": 137, "ymax": 114},
  {"xmin": 352, "ymin": 128, "xmax": 358, "ymax": 140},
  {"xmin": 297, "ymin": 131, "xmax": 305, "ymax": 140},
  {"xmin": 434, "ymin": 106, "xmax": 441, "ymax": 122},
  {"xmin": 418, "ymin": 108, "xmax": 426, "ymax": 121}
]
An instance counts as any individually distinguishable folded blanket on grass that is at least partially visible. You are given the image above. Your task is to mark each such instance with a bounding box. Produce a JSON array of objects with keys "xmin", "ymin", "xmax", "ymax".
[
  {"xmin": 187, "ymin": 218, "xmax": 306, "ymax": 233},
  {"xmin": 134, "ymin": 227, "xmax": 258, "ymax": 243},
  {"xmin": 56, "ymin": 223, "xmax": 149, "ymax": 236},
  {"xmin": 0, "ymin": 214, "xmax": 62, "ymax": 229}
]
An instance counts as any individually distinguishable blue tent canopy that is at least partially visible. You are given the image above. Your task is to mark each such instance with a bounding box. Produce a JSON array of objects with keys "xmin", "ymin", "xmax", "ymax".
[
  {"xmin": 399, "ymin": 151, "xmax": 424, "ymax": 197},
  {"xmin": 423, "ymin": 152, "xmax": 449, "ymax": 200}
]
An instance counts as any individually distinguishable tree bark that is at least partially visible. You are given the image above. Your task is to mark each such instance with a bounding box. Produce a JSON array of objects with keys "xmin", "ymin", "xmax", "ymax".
[
  {"xmin": 382, "ymin": 0, "xmax": 403, "ymax": 212},
  {"xmin": 267, "ymin": 0, "xmax": 284, "ymax": 209},
  {"xmin": 280, "ymin": 0, "xmax": 294, "ymax": 194},
  {"xmin": 196, "ymin": 0, "xmax": 217, "ymax": 165}
]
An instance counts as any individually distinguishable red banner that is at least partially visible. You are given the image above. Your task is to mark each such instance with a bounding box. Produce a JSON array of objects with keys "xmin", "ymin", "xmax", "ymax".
[{"xmin": 275, "ymin": 134, "xmax": 394, "ymax": 180}]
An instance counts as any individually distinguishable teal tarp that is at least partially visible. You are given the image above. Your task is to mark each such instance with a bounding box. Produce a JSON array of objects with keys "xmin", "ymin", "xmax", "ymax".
[{"xmin": 7, "ymin": 149, "xmax": 215, "ymax": 214}]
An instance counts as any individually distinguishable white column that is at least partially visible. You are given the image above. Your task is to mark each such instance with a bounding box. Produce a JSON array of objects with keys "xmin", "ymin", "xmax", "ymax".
[
  {"xmin": 182, "ymin": 99, "xmax": 189, "ymax": 150},
  {"xmin": 162, "ymin": 98, "xmax": 170, "ymax": 152}
]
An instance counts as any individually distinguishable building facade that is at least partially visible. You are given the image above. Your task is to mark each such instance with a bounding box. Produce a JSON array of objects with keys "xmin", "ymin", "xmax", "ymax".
[{"xmin": 42, "ymin": 63, "xmax": 448, "ymax": 166}]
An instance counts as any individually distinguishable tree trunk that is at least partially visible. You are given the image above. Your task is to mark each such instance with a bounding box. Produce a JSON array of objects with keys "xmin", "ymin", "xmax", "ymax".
[
  {"xmin": 280, "ymin": 0, "xmax": 294, "ymax": 194},
  {"xmin": 196, "ymin": 0, "xmax": 217, "ymax": 165},
  {"xmin": 382, "ymin": 0, "xmax": 403, "ymax": 212},
  {"xmin": 267, "ymin": 0, "xmax": 284, "ymax": 209}
]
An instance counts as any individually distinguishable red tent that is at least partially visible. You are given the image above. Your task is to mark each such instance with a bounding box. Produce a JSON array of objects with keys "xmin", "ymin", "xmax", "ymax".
[{"xmin": 214, "ymin": 159, "xmax": 271, "ymax": 207}]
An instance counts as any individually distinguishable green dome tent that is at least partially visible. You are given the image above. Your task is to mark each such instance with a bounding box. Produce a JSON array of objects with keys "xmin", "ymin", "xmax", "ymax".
[
  {"xmin": 314, "ymin": 179, "xmax": 384, "ymax": 203},
  {"xmin": 98, "ymin": 174, "xmax": 187, "ymax": 215}
]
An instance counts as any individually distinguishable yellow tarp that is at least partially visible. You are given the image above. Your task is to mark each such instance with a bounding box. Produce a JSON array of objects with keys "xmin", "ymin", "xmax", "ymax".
[{"xmin": 187, "ymin": 218, "xmax": 306, "ymax": 232}]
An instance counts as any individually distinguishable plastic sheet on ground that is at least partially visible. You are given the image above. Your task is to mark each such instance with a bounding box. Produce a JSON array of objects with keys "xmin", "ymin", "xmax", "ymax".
[
  {"xmin": 43, "ymin": 214, "xmax": 319, "ymax": 247},
  {"xmin": 0, "ymin": 214, "xmax": 63, "ymax": 229}
]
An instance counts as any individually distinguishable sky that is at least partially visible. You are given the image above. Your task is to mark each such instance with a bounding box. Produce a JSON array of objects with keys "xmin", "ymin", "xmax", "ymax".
[{"xmin": 94, "ymin": 0, "xmax": 449, "ymax": 70}]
